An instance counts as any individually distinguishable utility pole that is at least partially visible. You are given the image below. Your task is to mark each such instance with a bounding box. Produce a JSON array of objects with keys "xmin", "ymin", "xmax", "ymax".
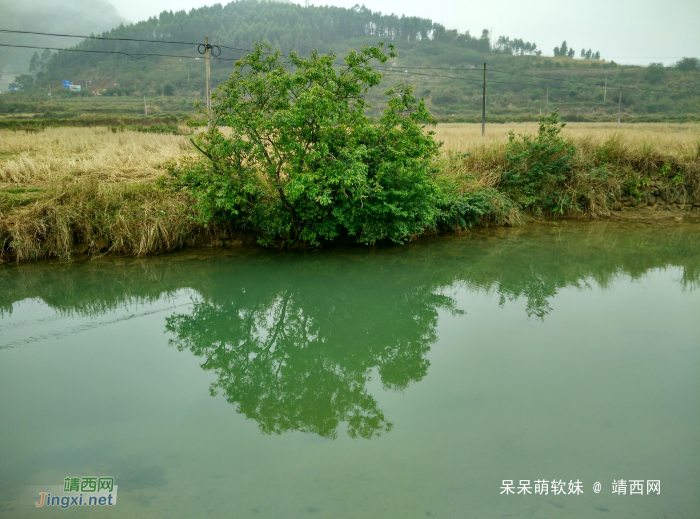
[
  {"xmin": 197, "ymin": 38, "xmax": 220, "ymax": 127},
  {"xmin": 603, "ymin": 76, "xmax": 607, "ymax": 103},
  {"xmin": 144, "ymin": 96, "xmax": 147, "ymax": 116},
  {"xmin": 546, "ymin": 85, "xmax": 549, "ymax": 105},
  {"xmin": 481, "ymin": 62, "xmax": 486, "ymax": 136},
  {"xmin": 617, "ymin": 87, "xmax": 622, "ymax": 128},
  {"xmin": 48, "ymin": 83, "xmax": 52, "ymax": 100},
  {"xmin": 205, "ymin": 36, "xmax": 211, "ymax": 125}
]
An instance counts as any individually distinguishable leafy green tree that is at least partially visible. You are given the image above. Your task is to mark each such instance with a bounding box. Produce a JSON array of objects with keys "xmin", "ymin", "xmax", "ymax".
[
  {"xmin": 9, "ymin": 74, "xmax": 35, "ymax": 91},
  {"xmin": 580, "ymin": 48, "xmax": 586, "ymax": 58},
  {"xmin": 585, "ymin": 49, "xmax": 592, "ymax": 59},
  {"xmin": 567, "ymin": 48, "xmax": 575, "ymax": 59},
  {"xmin": 29, "ymin": 52, "xmax": 41, "ymax": 73},
  {"xmin": 645, "ymin": 63, "xmax": 665, "ymax": 83},
  {"xmin": 28, "ymin": 49, "xmax": 52, "ymax": 75},
  {"xmin": 675, "ymin": 57, "xmax": 699, "ymax": 72},
  {"xmin": 165, "ymin": 42, "xmax": 447, "ymax": 246},
  {"xmin": 553, "ymin": 40, "xmax": 569, "ymax": 57},
  {"xmin": 163, "ymin": 84, "xmax": 174, "ymax": 96}
]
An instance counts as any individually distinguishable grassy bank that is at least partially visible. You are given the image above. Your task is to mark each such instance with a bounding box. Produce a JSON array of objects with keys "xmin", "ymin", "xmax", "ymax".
[{"xmin": 1, "ymin": 122, "xmax": 699, "ymax": 263}]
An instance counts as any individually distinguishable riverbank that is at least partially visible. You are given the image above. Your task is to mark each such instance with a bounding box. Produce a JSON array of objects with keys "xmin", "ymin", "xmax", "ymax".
[{"xmin": 1, "ymin": 122, "xmax": 699, "ymax": 263}]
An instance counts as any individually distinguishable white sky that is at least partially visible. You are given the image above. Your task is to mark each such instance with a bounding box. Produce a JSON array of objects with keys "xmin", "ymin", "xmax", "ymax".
[{"xmin": 109, "ymin": 0, "xmax": 700, "ymax": 66}]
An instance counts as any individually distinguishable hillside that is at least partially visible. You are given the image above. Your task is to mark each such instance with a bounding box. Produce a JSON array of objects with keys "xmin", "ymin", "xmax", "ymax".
[{"xmin": 1, "ymin": 0, "xmax": 699, "ymax": 122}]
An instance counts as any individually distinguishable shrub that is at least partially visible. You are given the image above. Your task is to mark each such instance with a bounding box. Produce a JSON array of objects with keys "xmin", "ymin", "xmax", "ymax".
[
  {"xmin": 500, "ymin": 111, "xmax": 577, "ymax": 214},
  {"xmin": 164, "ymin": 42, "xmax": 447, "ymax": 245}
]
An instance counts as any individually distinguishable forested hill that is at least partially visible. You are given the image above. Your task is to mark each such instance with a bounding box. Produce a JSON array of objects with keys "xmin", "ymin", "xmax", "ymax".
[
  {"xmin": 5, "ymin": 0, "xmax": 700, "ymax": 122},
  {"xmin": 57, "ymin": 1, "xmax": 497, "ymax": 58},
  {"xmin": 31, "ymin": 0, "xmax": 535, "ymax": 86}
]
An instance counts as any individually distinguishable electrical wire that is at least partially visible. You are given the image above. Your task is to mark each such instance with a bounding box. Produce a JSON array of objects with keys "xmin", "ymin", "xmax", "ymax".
[
  {"xmin": 2, "ymin": 32, "xmax": 698, "ymax": 96},
  {"xmin": 0, "ymin": 42, "xmax": 243, "ymax": 62},
  {"xmin": 0, "ymin": 28, "xmax": 288, "ymax": 58},
  {"xmin": 488, "ymin": 68, "xmax": 700, "ymax": 94},
  {"xmin": 0, "ymin": 28, "xmax": 201, "ymax": 46}
]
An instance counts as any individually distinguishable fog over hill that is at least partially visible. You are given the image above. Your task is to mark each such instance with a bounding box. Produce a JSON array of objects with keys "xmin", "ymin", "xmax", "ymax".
[{"xmin": 0, "ymin": 0, "xmax": 127, "ymax": 73}]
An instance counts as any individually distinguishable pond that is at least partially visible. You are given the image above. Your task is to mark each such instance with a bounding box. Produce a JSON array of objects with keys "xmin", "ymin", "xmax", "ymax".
[{"xmin": 1, "ymin": 222, "xmax": 699, "ymax": 518}]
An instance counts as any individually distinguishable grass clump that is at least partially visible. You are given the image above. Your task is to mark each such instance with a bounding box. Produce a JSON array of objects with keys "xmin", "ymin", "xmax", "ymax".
[
  {"xmin": 443, "ymin": 114, "xmax": 700, "ymax": 218},
  {"xmin": 501, "ymin": 111, "xmax": 579, "ymax": 214},
  {"xmin": 1, "ymin": 179, "xmax": 199, "ymax": 262}
]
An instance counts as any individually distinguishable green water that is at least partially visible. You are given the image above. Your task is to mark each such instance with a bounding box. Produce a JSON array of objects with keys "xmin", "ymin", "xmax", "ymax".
[{"xmin": 1, "ymin": 222, "xmax": 699, "ymax": 518}]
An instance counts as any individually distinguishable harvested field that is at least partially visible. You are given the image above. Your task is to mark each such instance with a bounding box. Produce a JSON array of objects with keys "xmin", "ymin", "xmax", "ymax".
[
  {"xmin": 434, "ymin": 122, "xmax": 700, "ymax": 155},
  {"xmin": 1, "ymin": 123, "xmax": 699, "ymax": 263},
  {"xmin": 0, "ymin": 127, "xmax": 194, "ymax": 187}
]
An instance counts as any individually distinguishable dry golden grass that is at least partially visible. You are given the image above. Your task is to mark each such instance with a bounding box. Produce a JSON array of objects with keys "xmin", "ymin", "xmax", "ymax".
[
  {"xmin": 2, "ymin": 122, "xmax": 699, "ymax": 263},
  {"xmin": 0, "ymin": 127, "xmax": 194, "ymax": 187},
  {"xmin": 434, "ymin": 122, "xmax": 700, "ymax": 155},
  {"xmin": 2, "ymin": 123, "xmax": 697, "ymax": 189}
]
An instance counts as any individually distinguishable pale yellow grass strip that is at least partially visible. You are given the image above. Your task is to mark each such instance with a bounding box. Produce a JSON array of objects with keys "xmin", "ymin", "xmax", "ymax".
[
  {"xmin": 0, "ymin": 127, "xmax": 194, "ymax": 187},
  {"xmin": 434, "ymin": 122, "xmax": 700, "ymax": 155}
]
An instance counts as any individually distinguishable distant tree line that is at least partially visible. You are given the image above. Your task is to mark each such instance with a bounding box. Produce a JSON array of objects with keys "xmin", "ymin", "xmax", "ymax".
[
  {"xmin": 552, "ymin": 40, "xmax": 600, "ymax": 60},
  {"xmin": 40, "ymin": 0, "xmax": 549, "ymax": 71},
  {"xmin": 494, "ymin": 36, "xmax": 540, "ymax": 55}
]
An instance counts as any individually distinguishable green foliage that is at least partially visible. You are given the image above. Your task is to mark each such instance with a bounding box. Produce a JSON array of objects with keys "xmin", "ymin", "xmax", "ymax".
[
  {"xmin": 658, "ymin": 163, "xmax": 672, "ymax": 177},
  {"xmin": 553, "ymin": 41, "xmax": 569, "ymax": 57},
  {"xmin": 645, "ymin": 63, "xmax": 665, "ymax": 83},
  {"xmin": 164, "ymin": 43, "xmax": 450, "ymax": 246},
  {"xmin": 621, "ymin": 173, "xmax": 643, "ymax": 199},
  {"xmin": 9, "ymin": 74, "xmax": 35, "ymax": 92},
  {"xmin": 501, "ymin": 111, "xmax": 577, "ymax": 214},
  {"xmin": 135, "ymin": 123, "xmax": 180, "ymax": 135},
  {"xmin": 674, "ymin": 57, "xmax": 700, "ymax": 72},
  {"xmin": 432, "ymin": 92, "xmax": 461, "ymax": 106},
  {"xmin": 433, "ymin": 185, "xmax": 517, "ymax": 229},
  {"xmin": 671, "ymin": 173, "xmax": 685, "ymax": 185},
  {"xmin": 494, "ymin": 36, "xmax": 539, "ymax": 56}
]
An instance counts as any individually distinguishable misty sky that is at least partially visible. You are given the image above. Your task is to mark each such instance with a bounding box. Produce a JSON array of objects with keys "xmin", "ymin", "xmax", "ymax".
[{"xmin": 108, "ymin": 0, "xmax": 699, "ymax": 66}]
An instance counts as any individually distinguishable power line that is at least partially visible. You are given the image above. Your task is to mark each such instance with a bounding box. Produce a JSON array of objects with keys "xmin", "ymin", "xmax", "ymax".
[
  {"xmin": 368, "ymin": 63, "xmax": 699, "ymax": 94},
  {"xmin": 377, "ymin": 65, "xmax": 700, "ymax": 96},
  {"xmin": 0, "ymin": 28, "xmax": 289, "ymax": 59},
  {"xmin": 381, "ymin": 63, "xmax": 700, "ymax": 94},
  {"xmin": 0, "ymin": 28, "xmax": 201, "ymax": 46},
  {"xmin": 0, "ymin": 42, "xmax": 243, "ymax": 62},
  {"xmin": 376, "ymin": 67, "xmax": 534, "ymax": 87},
  {"xmin": 488, "ymin": 68, "xmax": 700, "ymax": 94},
  {"xmin": 2, "ymin": 34, "xmax": 698, "ymax": 96}
]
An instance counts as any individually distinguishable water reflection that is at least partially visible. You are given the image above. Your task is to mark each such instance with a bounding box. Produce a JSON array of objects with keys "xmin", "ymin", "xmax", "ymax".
[
  {"xmin": 2, "ymin": 222, "xmax": 699, "ymax": 439},
  {"xmin": 165, "ymin": 262, "xmax": 461, "ymax": 439}
]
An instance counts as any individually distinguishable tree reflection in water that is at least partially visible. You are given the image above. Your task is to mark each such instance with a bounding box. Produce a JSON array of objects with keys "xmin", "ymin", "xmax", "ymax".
[
  {"xmin": 3, "ymin": 223, "xmax": 698, "ymax": 438},
  {"xmin": 165, "ymin": 258, "xmax": 461, "ymax": 439}
]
